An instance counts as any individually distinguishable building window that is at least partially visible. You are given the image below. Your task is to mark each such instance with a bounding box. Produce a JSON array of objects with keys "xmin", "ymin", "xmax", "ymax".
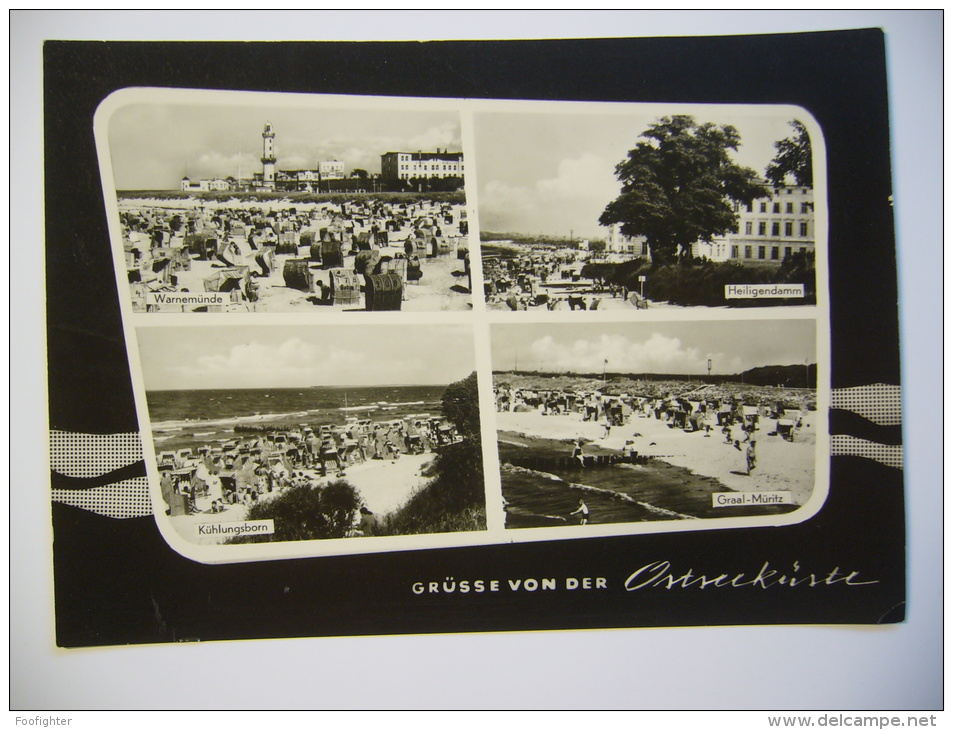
[
  {"xmin": 786, "ymin": 202, "xmax": 794, "ymax": 213},
  {"xmin": 758, "ymin": 246, "xmax": 766, "ymax": 260},
  {"xmin": 772, "ymin": 222, "xmax": 780, "ymax": 236},
  {"xmin": 733, "ymin": 203, "xmax": 739, "ymax": 212},
  {"xmin": 785, "ymin": 247, "xmax": 792, "ymax": 259},
  {"xmin": 732, "ymin": 245, "xmax": 739, "ymax": 258},
  {"xmin": 746, "ymin": 203, "xmax": 752, "ymax": 213},
  {"xmin": 802, "ymin": 188, "xmax": 808, "ymax": 194},
  {"xmin": 772, "ymin": 247, "xmax": 779, "ymax": 260},
  {"xmin": 800, "ymin": 222, "xmax": 809, "ymax": 237},
  {"xmin": 773, "ymin": 203, "xmax": 780, "ymax": 214},
  {"xmin": 800, "ymin": 247, "xmax": 807, "ymax": 254},
  {"xmin": 785, "ymin": 222, "xmax": 793, "ymax": 236},
  {"xmin": 745, "ymin": 222, "xmax": 752, "ymax": 235},
  {"xmin": 801, "ymin": 203, "xmax": 810, "ymax": 213},
  {"xmin": 758, "ymin": 222, "xmax": 766, "ymax": 236},
  {"xmin": 760, "ymin": 202, "xmax": 767, "ymax": 213},
  {"xmin": 745, "ymin": 245, "xmax": 752, "ymax": 259}
]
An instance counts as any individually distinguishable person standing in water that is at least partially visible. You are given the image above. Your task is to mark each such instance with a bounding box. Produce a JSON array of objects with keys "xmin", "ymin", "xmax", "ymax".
[
  {"xmin": 571, "ymin": 437, "xmax": 586, "ymax": 468},
  {"xmin": 570, "ymin": 498, "xmax": 590, "ymax": 525}
]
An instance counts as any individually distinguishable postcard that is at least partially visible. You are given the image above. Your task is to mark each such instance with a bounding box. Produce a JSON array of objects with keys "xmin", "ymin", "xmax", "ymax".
[{"xmin": 46, "ymin": 31, "xmax": 905, "ymax": 647}]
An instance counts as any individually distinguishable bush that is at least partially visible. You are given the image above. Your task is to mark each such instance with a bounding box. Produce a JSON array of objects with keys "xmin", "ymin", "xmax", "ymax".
[
  {"xmin": 227, "ymin": 479, "xmax": 361, "ymax": 543},
  {"xmin": 619, "ymin": 254, "xmax": 816, "ymax": 307}
]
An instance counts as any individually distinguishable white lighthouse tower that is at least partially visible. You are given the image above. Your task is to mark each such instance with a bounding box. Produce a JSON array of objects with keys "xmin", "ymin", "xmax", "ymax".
[{"xmin": 261, "ymin": 121, "xmax": 276, "ymax": 190}]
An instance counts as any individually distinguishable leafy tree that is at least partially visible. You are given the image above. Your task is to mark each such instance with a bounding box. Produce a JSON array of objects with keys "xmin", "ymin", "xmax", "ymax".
[
  {"xmin": 351, "ymin": 168, "xmax": 369, "ymax": 180},
  {"xmin": 765, "ymin": 120, "xmax": 813, "ymax": 186},
  {"xmin": 599, "ymin": 115, "xmax": 768, "ymax": 265}
]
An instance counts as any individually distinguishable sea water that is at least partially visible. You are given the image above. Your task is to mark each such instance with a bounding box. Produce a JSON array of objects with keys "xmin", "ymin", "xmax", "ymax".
[
  {"xmin": 147, "ymin": 385, "xmax": 446, "ymax": 452},
  {"xmin": 499, "ymin": 432, "xmax": 795, "ymax": 527}
]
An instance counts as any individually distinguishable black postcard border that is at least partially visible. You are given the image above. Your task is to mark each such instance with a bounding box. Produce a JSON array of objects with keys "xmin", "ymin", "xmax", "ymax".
[{"xmin": 44, "ymin": 31, "xmax": 904, "ymax": 647}]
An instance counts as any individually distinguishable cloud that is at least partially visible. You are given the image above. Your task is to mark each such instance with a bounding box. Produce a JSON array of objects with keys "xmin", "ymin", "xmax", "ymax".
[
  {"xmin": 535, "ymin": 153, "xmax": 619, "ymax": 200},
  {"xmin": 191, "ymin": 151, "xmax": 260, "ymax": 179},
  {"xmin": 407, "ymin": 122, "xmax": 462, "ymax": 152},
  {"xmin": 167, "ymin": 337, "xmax": 430, "ymax": 387},
  {"xmin": 525, "ymin": 333, "xmax": 743, "ymax": 375}
]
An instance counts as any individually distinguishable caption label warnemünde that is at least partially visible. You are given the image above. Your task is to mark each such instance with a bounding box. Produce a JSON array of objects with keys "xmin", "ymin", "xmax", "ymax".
[
  {"xmin": 724, "ymin": 284, "xmax": 805, "ymax": 299},
  {"xmin": 148, "ymin": 292, "xmax": 226, "ymax": 306}
]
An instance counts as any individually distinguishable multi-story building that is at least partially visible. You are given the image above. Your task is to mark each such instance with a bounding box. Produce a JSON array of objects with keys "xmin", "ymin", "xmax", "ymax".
[
  {"xmin": 318, "ymin": 160, "xmax": 346, "ymax": 180},
  {"xmin": 697, "ymin": 184, "xmax": 815, "ymax": 264},
  {"xmin": 274, "ymin": 169, "xmax": 322, "ymax": 192},
  {"xmin": 603, "ymin": 224, "xmax": 649, "ymax": 257},
  {"xmin": 380, "ymin": 150, "xmax": 464, "ymax": 182},
  {"xmin": 180, "ymin": 177, "xmax": 231, "ymax": 192}
]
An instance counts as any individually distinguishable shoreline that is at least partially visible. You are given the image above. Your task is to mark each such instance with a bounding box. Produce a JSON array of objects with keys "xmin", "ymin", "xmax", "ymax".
[{"xmin": 495, "ymin": 407, "xmax": 816, "ymax": 505}]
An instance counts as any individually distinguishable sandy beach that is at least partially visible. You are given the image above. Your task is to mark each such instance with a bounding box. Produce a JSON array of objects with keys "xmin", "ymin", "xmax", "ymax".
[
  {"xmin": 118, "ymin": 196, "xmax": 472, "ymax": 313},
  {"xmin": 496, "ymin": 407, "xmax": 817, "ymax": 505}
]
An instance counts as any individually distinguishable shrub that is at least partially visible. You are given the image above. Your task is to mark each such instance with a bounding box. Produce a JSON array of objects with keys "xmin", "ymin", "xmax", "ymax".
[{"xmin": 227, "ymin": 479, "xmax": 361, "ymax": 543}]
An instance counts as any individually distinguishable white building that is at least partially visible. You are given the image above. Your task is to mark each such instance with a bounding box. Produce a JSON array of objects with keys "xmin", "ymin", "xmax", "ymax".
[
  {"xmin": 698, "ymin": 184, "xmax": 815, "ymax": 264},
  {"xmin": 380, "ymin": 150, "xmax": 464, "ymax": 182},
  {"xmin": 318, "ymin": 160, "xmax": 346, "ymax": 180},
  {"xmin": 603, "ymin": 224, "xmax": 649, "ymax": 257},
  {"xmin": 603, "ymin": 183, "xmax": 815, "ymax": 265},
  {"xmin": 180, "ymin": 177, "xmax": 231, "ymax": 192}
]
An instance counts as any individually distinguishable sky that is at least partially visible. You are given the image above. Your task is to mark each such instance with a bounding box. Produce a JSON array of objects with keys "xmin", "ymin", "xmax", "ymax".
[
  {"xmin": 490, "ymin": 320, "xmax": 816, "ymax": 376},
  {"xmin": 136, "ymin": 324, "xmax": 475, "ymax": 390},
  {"xmin": 473, "ymin": 105, "xmax": 812, "ymax": 238},
  {"xmin": 106, "ymin": 98, "xmax": 462, "ymax": 190}
]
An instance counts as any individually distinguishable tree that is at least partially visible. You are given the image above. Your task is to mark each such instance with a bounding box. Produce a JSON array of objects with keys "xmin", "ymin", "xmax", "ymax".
[
  {"xmin": 765, "ymin": 120, "xmax": 813, "ymax": 186},
  {"xmin": 441, "ymin": 371, "xmax": 480, "ymax": 438},
  {"xmin": 351, "ymin": 168, "xmax": 369, "ymax": 180},
  {"xmin": 599, "ymin": 115, "xmax": 768, "ymax": 266}
]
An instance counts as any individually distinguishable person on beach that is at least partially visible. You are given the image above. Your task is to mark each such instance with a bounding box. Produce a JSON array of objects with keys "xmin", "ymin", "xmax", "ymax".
[
  {"xmin": 746, "ymin": 440, "xmax": 757, "ymax": 475},
  {"xmin": 358, "ymin": 506, "xmax": 378, "ymax": 535},
  {"xmin": 570, "ymin": 498, "xmax": 590, "ymax": 525}
]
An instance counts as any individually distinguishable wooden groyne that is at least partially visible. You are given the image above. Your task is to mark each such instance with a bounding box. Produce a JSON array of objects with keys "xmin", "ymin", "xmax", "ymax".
[{"xmin": 507, "ymin": 452, "xmax": 649, "ymax": 471}]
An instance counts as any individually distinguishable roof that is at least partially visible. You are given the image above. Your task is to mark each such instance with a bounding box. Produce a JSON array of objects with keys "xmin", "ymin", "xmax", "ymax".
[{"xmin": 382, "ymin": 151, "xmax": 464, "ymax": 161}]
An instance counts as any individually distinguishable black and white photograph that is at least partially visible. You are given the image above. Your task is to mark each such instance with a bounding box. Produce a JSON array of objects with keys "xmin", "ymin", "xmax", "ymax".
[
  {"xmin": 134, "ymin": 324, "xmax": 486, "ymax": 555},
  {"xmin": 24, "ymin": 18, "xmax": 934, "ymax": 712},
  {"xmin": 97, "ymin": 90, "xmax": 472, "ymax": 314},
  {"xmin": 491, "ymin": 319, "xmax": 823, "ymax": 529},
  {"xmin": 476, "ymin": 106, "xmax": 821, "ymax": 312}
]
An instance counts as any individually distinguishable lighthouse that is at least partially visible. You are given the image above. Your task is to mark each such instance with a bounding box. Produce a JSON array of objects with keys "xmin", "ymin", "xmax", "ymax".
[{"xmin": 261, "ymin": 122, "xmax": 276, "ymax": 190}]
